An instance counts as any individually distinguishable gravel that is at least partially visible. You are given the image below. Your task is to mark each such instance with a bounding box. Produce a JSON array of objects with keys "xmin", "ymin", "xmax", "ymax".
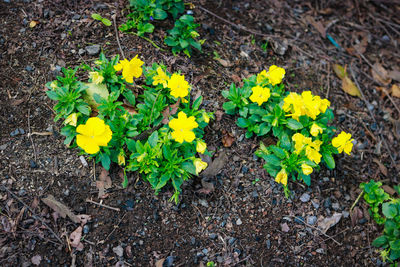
[
  {"xmin": 85, "ymin": 45, "xmax": 100, "ymax": 56},
  {"xmin": 300, "ymin": 193, "xmax": 311, "ymax": 203}
]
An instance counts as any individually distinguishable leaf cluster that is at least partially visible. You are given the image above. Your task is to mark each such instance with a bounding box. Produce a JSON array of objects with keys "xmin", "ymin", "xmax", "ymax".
[{"xmin": 361, "ymin": 180, "xmax": 400, "ymax": 263}]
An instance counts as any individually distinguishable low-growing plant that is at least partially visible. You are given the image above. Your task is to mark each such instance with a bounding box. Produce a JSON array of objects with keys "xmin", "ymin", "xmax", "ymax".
[
  {"xmin": 360, "ymin": 180, "xmax": 400, "ymax": 264},
  {"xmin": 46, "ymin": 53, "xmax": 213, "ymax": 203},
  {"xmin": 91, "ymin": 13, "xmax": 112, "ymax": 26},
  {"xmin": 164, "ymin": 14, "xmax": 203, "ymax": 57},
  {"xmin": 222, "ymin": 66, "xmax": 354, "ymax": 196},
  {"xmin": 120, "ymin": 0, "xmax": 202, "ymax": 56}
]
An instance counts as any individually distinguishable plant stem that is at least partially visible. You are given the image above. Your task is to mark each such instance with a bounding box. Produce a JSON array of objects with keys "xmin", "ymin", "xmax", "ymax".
[{"xmin": 128, "ymin": 32, "xmax": 166, "ymax": 51}]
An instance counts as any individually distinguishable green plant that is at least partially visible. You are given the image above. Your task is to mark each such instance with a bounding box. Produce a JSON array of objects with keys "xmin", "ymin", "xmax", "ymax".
[
  {"xmin": 164, "ymin": 14, "xmax": 203, "ymax": 57},
  {"xmin": 222, "ymin": 66, "xmax": 353, "ymax": 196},
  {"xmin": 46, "ymin": 53, "xmax": 213, "ymax": 203},
  {"xmin": 91, "ymin": 13, "xmax": 112, "ymax": 26},
  {"xmin": 361, "ymin": 180, "xmax": 400, "ymax": 263}
]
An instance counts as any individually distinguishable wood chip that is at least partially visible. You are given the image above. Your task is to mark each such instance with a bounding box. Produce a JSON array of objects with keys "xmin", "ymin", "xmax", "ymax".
[{"xmin": 42, "ymin": 195, "xmax": 80, "ymax": 224}]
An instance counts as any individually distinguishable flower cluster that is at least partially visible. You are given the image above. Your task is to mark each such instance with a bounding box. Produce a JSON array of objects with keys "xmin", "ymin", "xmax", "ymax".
[
  {"xmin": 46, "ymin": 53, "xmax": 212, "ymax": 203},
  {"xmin": 283, "ymin": 91, "xmax": 331, "ymax": 120},
  {"xmin": 223, "ymin": 65, "xmax": 354, "ymax": 196}
]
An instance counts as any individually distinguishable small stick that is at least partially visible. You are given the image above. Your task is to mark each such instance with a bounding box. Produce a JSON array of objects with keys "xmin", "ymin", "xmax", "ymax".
[
  {"xmin": 286, "ymin": 215, "xmax": 342, "ymax": 246},
  {"xmin": 326, "ymin": 63, "xmax": 331, "ymax": 98},
  {"xmin": 128, "ymin": 32, "xmax": 166, "ymax": 51},
  {"xmin": 28, "ymin": 131, "xmax": 53, "ymax": 136},
  {"xmin": 98, "ymin": 213, "xmax": 127, "ymax": 244},
  {"xmin": 349, "ymin": 66, "xmax": 398, "ymax": 171},
  {"xmin": 112, "ymin": 14, "xmax": 125, "ymax": 59},
  {"xmin": 197, "ymin": 6, "xmax": 275, "ymax": 39},
  {"xmin": 85, "ymin": 198, "xmax": 120, "ymax": 211},
  {"xmin": 1, "ymin": 185, "xmax": 63, "ymax": 244},
  {"xmin": 27, "ymin": 109, "xmax": 38, "ymax": 162},
  {"xmin": 381, "ymin": 88, "xmax": 400, "ymax": 116},
  {"xmin": 350, "ymin": 191, "xmax": 364, "ymax": 213}
]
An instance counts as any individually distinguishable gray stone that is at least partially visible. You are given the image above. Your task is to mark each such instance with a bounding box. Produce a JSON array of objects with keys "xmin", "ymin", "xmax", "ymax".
[
  {"xmin": 343, "ymin": 211, "xmax": 350, "ymax": 218},
  {"xmin": 236, "ymin": 218, "xmax": 242, "ymax": 225},
  {"xmin": 85, "ymin": 45, "xmax": 100, "ymax": 56},
  {"xmin": 209, "ymin": 233, "xmax": 217, "ymax": 239},
  {"xmin": 198, "ymin": 199, "xmax": 208, "ymax": 208},
  {"xmin": 311, "ymin": 200, "xmax": 320, "ymax": 209},
  {"xmin": 78, "ymin": 48, "xmax": 86, "ymax": 55},
  {"xmin": 202, "ymin": 248, "xmax": 208, "ymax": 254},
  {"xmin": 112, "ymin": 245, "xmax": 123, "ymax": 257},
  {"xmin": 300, "ymin": 193, "xmax": 310, "ymax": 203},
  {"xmin": 332, "ymin": 203, "xmax": 340, "ymax": 210},
  {"xmin": 307, "ymin": 216, "xmax": 317, "ymax": 225}
]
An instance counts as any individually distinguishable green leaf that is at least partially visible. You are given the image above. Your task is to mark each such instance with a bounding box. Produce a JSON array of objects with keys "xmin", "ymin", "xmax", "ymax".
[
  {"xmin": 148, "ymin": 131, "xmax": 159, "ymax": 148},
  {"xmin": 263, "ymin": 154, "xmax": 281, "ymax": 166},
  {"xmin": 155, "ymin": 174, "xmax": 170, "ymax": 190},
  {"xmin": 46, "ymin": 90, "xmax": 59, "ymax": 100},
  {"xmin": 179, "ymin": 15, "xmax": 194, "ymax": 24},
  {"xmin": 91, "ymin": 13, "xmax": 103, "ymax": 21},
  {"xmin": 280, "ymin": 132, "xmax": 291, "ymax": 150},
  {"xmin": 322, "ymin": 152, "xmax": 335, "ymax": 169},
  {"xmin": 270, "ymin": 146, "xmax": 286, "ymax": 159},
  {"xmin": 382, "ymin": 203, "xmax": 397, "ymax": 219},
  {"xmin": 122, "ymin": 90, "xmax": 136, "ymax": 106},
  {"xmin": 100, "ymin": 153, "xmax": 111, "ymax": 170},
  {"xmin": 236, "ymin": 118, "xmax": 249, "ymax": 128},
  {"xmin": 221, "ymin": 90, "xmax": 230, "ymax": 99},
  {"xmin": 222, "ymin": 101, "xmax": 236, "ymax": 112},
  {"xmin": 121, "ymin": 170, "xmax": 128, "ymax": 188},
  {"xmin": 164, "ymin": 36, "xmax": 178, "ymax": 46},
  {"xmin": 239, "ymin": 107, "xmax": 248, "ymax": 118},
  {"xmin": 76, "ymin": 104, "xmax": 90, "ymax": 116},
  {"xmin": 389, "ymin": 248, "xmax": 400, "ymax": 261},
  {"xmin": 286, "ymin": 118, "xmax": 303, "ymax": 130},
  {"xmin": 372, "ymin": 235, "xmax": 388, "ymax": 247},
  {"xmin": 153, "ymin": 8, "xmax": 167, "ymax": 20},
  {"xmin": 179, "ymin": 39, "xmax": 189, "ymax": 49},
  {"xmin": 101, "ymin": 18, "xmax": 112, "ymax": 26},
  {"xmin": 258, "ymin": 123, "xmax": 271, "ymax": 136},
  {"xmin": 192, "ymin": 95, "xmax": 203, "ymax": 110},
  {"xmin": 182, "ymin": 161, "xmax": 196, "ymax": 175},
  {"xmin": 390, "ymin": 240, "xmax": 400, "ymax": 250},
  {"xmin": 142, "ymin": 23, "xmax": 155, "ymax": 33},
  {"xmin": 301, "ymin": 173, "xmax": 311, "ymax": 186},
  {"xmin": 126, "ymin": 139, "xmax": 136, "ymax": 152}
]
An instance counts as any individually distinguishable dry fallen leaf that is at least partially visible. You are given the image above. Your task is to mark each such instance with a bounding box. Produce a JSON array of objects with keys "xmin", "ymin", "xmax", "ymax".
[
  {"xmin": 121, "ymin": 103, "xmax": 137, "ymax": 115},
  {"xmin": 333, "ymin": 64, "xmax": 346, "ymax": 79},
  {"xmin": 372, "ymin": 158, "xmax": 388, "ymax": 176},
  {"xmin": 221, "ymin": 130, "xmax": 235, "ymax": 147},
  {"xmin": 342, "ymin": 76, "xmax": 361, "ymax": 97},
  {"xmin": 318, "ymin": 213, "xmax": 342, "ymax": 234},
  {"xmin": 201, "ymin": 151, "xmax": 228, "ymax": 177},
  {"xmin": 215, "ymin": 58, "xmax": 233, "ymax": 68},
  {"xmin": 388, "ymin": 70, "xmax": 400, "ymax": 82},
  {"xmin": 29, "ymin": 20, "xmax": 38, "ymax": 28},
  {"xmin": 161, "ymin": 99, "xmax": 180, "ymax": 124},
  {"xmin": 305, "ymin": 15, "xmax": 326, "ymax": 37},
  {"xmin": 214, "ymin": 110, "xmax": 224, "ymax": 122},
  {"xmin": 372, "ymin": 63, "xmax": 392, "ymax": 85},
  {"xmin": 97, "ymin": 168, "xmax": 112, "ymax": 198},
  {"xmin": 70, "ymin": 226, "xmax": 84, "ymax": 251},
  {"xmin": 155, "ymin": 259, "xmax": 165, "ymax": 267},
  {"xmin": 391, "ymin": 84, "xmax": 400, "ymax": 98},
  {"xmin": 42, "ymin": 195, "xmax": 80, "ymax": 224},
  {"xmin": 382, "ymin": 185, "xmax": 396, "ymax": 195}
]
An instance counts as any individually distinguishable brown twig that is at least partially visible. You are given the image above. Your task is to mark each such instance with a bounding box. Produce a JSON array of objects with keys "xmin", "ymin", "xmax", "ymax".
[
  {"xmin": 349, "ymin": 65, "xmax": 398, "ymax": 172},
  {"xmin": 98, "ymin": 213, "xmax": 127, "ymax": 244},
  {"xmin": 197, "ymin": 6, "xmax": 275, "ymax": 38},
  {"xmin": 112, "ymin": 14, "xmax": 125, "ymax": 59},
  {"xmin": 286, "ymin": 215, "xmax": 342, "ymax": 246},
  {"xmin": 85, "ymin": 198, "xmax": 120, "ymax": 211},
  {"xmin": 27, "ymin": 109, "xmax": 38, "ymax": 162},
  {"xmin": 1, "ymin": 185, "xmax": 63, "ymax": 244}
]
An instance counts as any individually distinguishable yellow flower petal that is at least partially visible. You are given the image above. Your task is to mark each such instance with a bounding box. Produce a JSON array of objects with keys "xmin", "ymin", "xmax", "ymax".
[
  {"xmin": 275, "ymin": 169, "xmax": 288, "ymax": 186},
  {"xmin": 301, "ymin": 164, "xmax": 313, "ymax": 175},
  {"xmin": 196, "ymin": 140, "xmax": 207, "ymax": 154},
  {"xmin": 249, "ymin": 85, "xmax": 270, "ymax": 106},
  {"xmin": 168, "ymin": 73, "xmax": 190, "ymax": 98},
  {"xmin": 193, "ymin": 158, "xmax": 208, "ymax": 175},
  {"xmin": 310, "ymin": 123, "xmax": 323, "ymax": 137},
  {"xmin": 76, "ymin": 134, "xmax": 100, "ymax": 154},
  {"xmin": 76, "ymin": 117, "xmax": 112, "ymax": 154}
]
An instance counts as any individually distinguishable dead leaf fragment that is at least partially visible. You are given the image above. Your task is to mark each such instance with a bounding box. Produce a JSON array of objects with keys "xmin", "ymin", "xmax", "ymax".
[
  {"xmin": 372, "ymin": 63, "xmax": 392, "ymax": 85},
  {"xmin": 281, "ymin": 222, "xmax": 290, "ymax": 233},
  {"xmin": 97, "ymin": 167, "xmax": 112, "ymax": 198},
  {"xmin": 161, "ymin": 99, "xmax": 180, "ymax": 124},
  {"xmin": 342, "ymin": 76, "xmax": 361, "ymax": 97},
  {"xmin": 215, "ymin": 58, "xmax": 233, "ymax": 67},
  {"xmin": 31, "ymin": 255, "xmax": 42, "ymax": 266},
  {"xmin": 318, "ymin": 213, "xmax": 342, "ymax": 234},
  {"xmin": 29, "ymin": 20, "xmax": 39, "ymax": 28},
  {"xmin": 382, "ymin": 185, "xmax": 396, "ymax": 195},
  {"xmin": 155, "ymin": 259, "xmax": 165, "ymax": 267},
  {"xmin": 388, "ymin": 70, "xmax": 400, "ymax": 82},
  {"xmin": 201, "ymin": 151, "xmax": 228, "ymax": 177},
  {"xmin": 221, "ymin": 130, "xmax": 235, "ymax": 147},
  {"xmin": 42, "ymin": 195, "xmax": 80, "ymax": 224},
  {"xmin": 70, "ymin": 226, "xmax": 84, "ymax": 251},
  {"xmin": 372, "ymin": 158, "xmax": 388, "ymax": 176},
  {"xmin": 333, "ymin": 64, "xmax": 346, "ymax": 79},
  {"xmin": 391, "ymin": 84, "xmax": 400, "ymax": 98},
  {"xmin": 305, "ymin": 15, "xmax": 326, "ymax": 37}
]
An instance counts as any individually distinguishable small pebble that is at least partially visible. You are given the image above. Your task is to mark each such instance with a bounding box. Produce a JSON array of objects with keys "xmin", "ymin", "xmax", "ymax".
[
  {"xmin": 311, "ymin": 200, "xmax": 320, "ymax": 209},
  {"xmin": 307, "ymin": 216, "xmax": 317, "ymax": 225},
  {"xmin": 164, "ymin": 256, "xmax": 175, "ymax": 267},
  {"xmin": 252, "ymin": 191, "xmax": 259, "ymax": 198},
  {"xmin": 241, "ymin": 166, "xmax": 249, "ymax": 173},
  {"xmin": 300, "ymin": 193, "xmax": 310, "ymax": 203},
  {"xmin": 202, "ymin": 248, "xmax": 208, "ymax": 254},
  {"xmin": 332, "ymin": 203, "xmax": 340, "ymax": 210},
  {"xmin": 266, "ymin": 239, "xmax": 271, "ymax": 249},
  {"xmin": 85, "ymin": 45, "xmax": 100, "ymax": 56},
  {"xmin": 25, "ymin": 65, "xmax": 33, "ymax": 72},
  {"xmin": 209, "ymin": 233, "xmax": 217, "ymax": 240},
  {"xmin": 359, "ymin": 218, "xmax": 368, "ymax": 225},
  {"xmin": 83, "ymin": 225, "xmax": 89, "ymax": 234},
  {"xmin": 236, "ymin": 218, "xmax": 242, "ymax": 225},
  {"xmin": 122, "ymin": 199, "xmax": 134, "ymax": 211},
  {"xmin": 112, "ymin": 245, "xmax": 123, "ymax": 257},
  {"xmin": 294, "ymin": 216, "xmax": 305, "ymax": 224},
  {"xmin": 29, "ymin": 159, "xmax": 38, "ymax": 169},
  {"xmin": 228, "ymin": 237, "xmax": 236, "ymax": 245},
  {"xmin": 343, "ymin": 211, "xmax": 350, "ymax": 218},
  {"xmin": 323, "ymin": 198, "xmax": 332, "ymax": 209}
]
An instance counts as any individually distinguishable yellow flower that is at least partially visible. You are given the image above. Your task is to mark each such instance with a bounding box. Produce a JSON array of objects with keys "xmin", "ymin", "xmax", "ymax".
[
  {"xmin": 301, "ymin": 164, "xmax": 313, "ymax": 175},
  {"xmin": 283, "ymin": 91, "xmax": 331, "ymax": 121},
  {"xmin": 193, "ymin": 158, "xmax": 208, "ymax": 175},
  {"xmin": 64, "ymin": 113, "xmax": 78, "ymax": 127},
  {"xmin": 292, "ymin": 133, "xmax": 311, "ymax": 154},
  {"xmin": 118, "ymin": 151, "xmax": 125, "ymax": 166},
  {"xmin": 167, "ymin": 73, "xmax": 190, "ymax": 99},
  {"xmin": 332, "ymin": 131, "xmax": 354, "ymax": 155},
  {"xmin": 152, "ymin": 67, "xmax": 169, "ymax": 88},
  {"xmin": 310, "ymin": 123, "xmax": 323, "ymax": 137},
  {"xmin": 76, "ymin": 117, "xmax": 112, "ymax": 154},
  {"xmin": 305, "ymin": 146, "xmax": 322, "ymax": 164},
  {"xmin": 249, "ymin": 85, "xmax": 270, "ymax": 106},
  {"xmin": 89, "ymin": 71, "xmax": 104, "ymax": 84},
  {"xmin": 196, "ymin": 140, "xmax": 207, "ymax": 154},
  {"xmin": 256, "ymin": 70, "xmax": 268, "ymax": 84},
  {"xmin": 169, "ymin": 111, "xmax": 198, "ymax": 143},
  {"xmin": 266, "ymin": 65, "xmax": 285, "ymax": 85},
  {"xmin": 319, "ymin": 99, "xmax": 331, "ymax": 113},
  {"xmin": 275, "ymin": 169, "xmax": 288, "ymax": 186},
  {"xmin": 114, "ymin": 55, "xmax": 144, "ymax": 83},
  {"xmin": 202, "ymin": 112, "xmax": 210, "ymax": 123}
]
